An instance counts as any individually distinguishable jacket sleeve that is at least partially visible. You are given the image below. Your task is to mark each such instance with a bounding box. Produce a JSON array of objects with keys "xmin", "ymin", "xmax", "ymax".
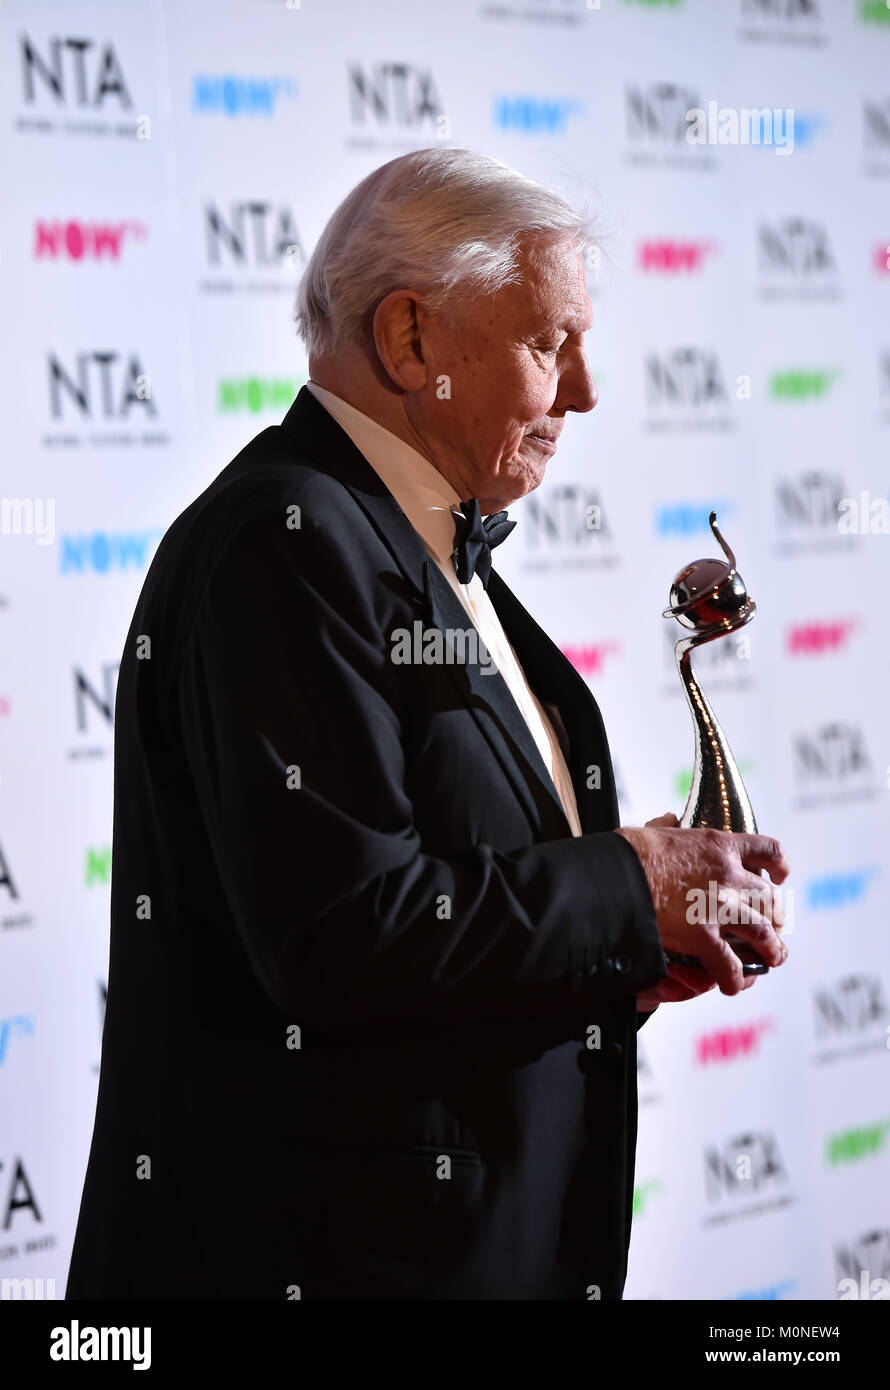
[{"xmin": 176, "ymin": 505, "xmax": 668, "ymax": 1037}]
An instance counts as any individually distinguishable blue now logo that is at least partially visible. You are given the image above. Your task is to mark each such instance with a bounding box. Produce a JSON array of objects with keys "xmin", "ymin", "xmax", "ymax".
[
  {"xmin": 60, "ymin": 530, "xmax": 162, "ymax": 575},
  {"xmin": 750, "ymin": 112, "xmax": 826, "ymax": 150},
  {"xmin": 192, "ymin": 74, "xmax": 297, "ymax": 116},
  {"xmin": 493, "ymin": 95, "xmax": 582, "ymax": 135},
  {"xmin": 0, "ymin": 1016, "xmax": 35, "ymax": 1065},
  {"xmin": 806, "ymin": 867, "xmax": 879, "ymax": 910},
  {"xmin": 655, "ymin": 500, "xmax": 735, "ymax": 536},
  {"xmin": 791, "ymin": 113, "xmax": 826, "ymax": 147},
  {"xmin": 733, "ymin": 1278, "xmax": 797, "ymax": 1301}
]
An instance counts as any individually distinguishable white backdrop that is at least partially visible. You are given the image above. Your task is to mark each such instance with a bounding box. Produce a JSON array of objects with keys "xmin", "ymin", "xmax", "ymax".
[{"xmin": 1, "ymin": 0, "xmax": 888, "ymax": 1302}]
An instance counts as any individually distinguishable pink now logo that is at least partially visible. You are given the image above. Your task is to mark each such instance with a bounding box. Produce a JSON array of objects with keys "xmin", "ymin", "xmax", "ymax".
[
  {"xmin": 637, "ymin": 239, "xmax": 718, "ymax": 273},
  {"xmin": 695, "ymin": 1019, "xmax": 774, "ymax": 1066},
  {"xmin": 786, "ymin": 617, "xmax": 861, "ymax": 656},
  {"xmin": 34, "ymin": 220, "xmax": 147, "ymax": 261},
  {"xmin": 560, "ymin": 641, "xmax": 621, "ymax": 677}
]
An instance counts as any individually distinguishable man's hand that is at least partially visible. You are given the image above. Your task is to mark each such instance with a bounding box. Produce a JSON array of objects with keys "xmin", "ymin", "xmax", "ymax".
[
  {"xmin": 634, "ymin": 813, "xmax": 729, "ymax": 1010},
  {"xmin": 618, "ymin": 810, "xmax": 790, "ymax": 1000}
]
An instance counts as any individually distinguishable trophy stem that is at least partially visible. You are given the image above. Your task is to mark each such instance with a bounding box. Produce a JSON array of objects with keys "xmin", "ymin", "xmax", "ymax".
[{"xmin": 675, "ymin": 629, "xmax": 757, "ymax": 834}]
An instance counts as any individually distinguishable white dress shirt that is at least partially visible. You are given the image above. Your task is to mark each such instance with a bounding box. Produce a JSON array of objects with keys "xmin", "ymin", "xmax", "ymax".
[{"xmin": 305, "ymin": 380, "xmax": 583, "ymax": 837}]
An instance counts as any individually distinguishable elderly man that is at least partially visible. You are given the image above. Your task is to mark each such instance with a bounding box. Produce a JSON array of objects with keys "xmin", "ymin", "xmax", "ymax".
[{"xmin": 66, "ymin": 147, "xmax": 788, "ymax": 1302}]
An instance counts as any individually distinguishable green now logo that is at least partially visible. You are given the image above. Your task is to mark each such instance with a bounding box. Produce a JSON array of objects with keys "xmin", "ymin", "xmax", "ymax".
[
  {"xmin": 217, "ymin": 377, "xmax": 303, "ymax": 413},
  {"xmin": 825, "ymin": 1119, "xmax": 890, "ymax": 1166},
  {"xmin": 770, "ymin": 370, "xmax": 839, "ymax": 401},
  {"xmin": 85, "ymin": 846, "xmax": 111, "ymax": 887},
  {"xmin": 632, "ymin": 1177, "xmax": 663, "ymax": 1218},
  {"xmin": 861, "ymin": 1, "xmax": 890, "ymax": 25}
]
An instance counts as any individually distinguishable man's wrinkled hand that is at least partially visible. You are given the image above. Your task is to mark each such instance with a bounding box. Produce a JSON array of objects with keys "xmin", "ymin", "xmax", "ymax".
[{"xmin": 619, "ymin": 811, "xmax": 791, "ymax": 1000}]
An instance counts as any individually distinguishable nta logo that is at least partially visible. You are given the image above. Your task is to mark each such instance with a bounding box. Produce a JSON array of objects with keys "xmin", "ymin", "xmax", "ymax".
[
  {"xmin": 523, "ymin": 486, "xmax": 610, "ymax": 547},
  {"xmin": 48, "ymin": 352, "xmax": 155, "ymax": 420},
  {"xmin": 814, "ymin": 975, "xmax": 887, "ymax": 1038},
  {"xmin": 793, "ymin": 723, "xmax": 872, "ymax": 785},
  {"xmin": 646, "ymin": 349, "xmax": 727, "ymax": 407},
  {"xmin": 626, "ymin": 83, "xmax": 700, "ymax": 144},
  {"xmin": 835, "ymin": 1229, "xmax": 890, "ymax": 1299},
  {"xmin": 758, "ymin": 218, "xmax": 835, "ymax": 275},
  {"xmin": 348, "ymin": 64, "xmax": 443, "ymax": 128},
  {"xmin": 704, "ymin": 1132, "xmax": 788, "ymax": 1201},
  {"xmin": 20, "ymin": 35, "xmax": 131, "ymax": 108},
  {"xmin": 204, "ymin": 202, "xmax": 302, "ymax": 269},
  {"xmin": 775, "ymin": 471, "xmax": 847, "ymax": 531}
]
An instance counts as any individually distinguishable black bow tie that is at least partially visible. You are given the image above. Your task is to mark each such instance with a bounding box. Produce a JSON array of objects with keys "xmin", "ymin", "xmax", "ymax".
[{"xmin": 451, "ymin": 499, "xmax": 516, "ymax": 591}]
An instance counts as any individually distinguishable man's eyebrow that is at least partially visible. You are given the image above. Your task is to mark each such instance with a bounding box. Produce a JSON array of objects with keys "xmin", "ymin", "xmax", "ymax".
[
  {"xmin": 560, "ymin": 317, "xmax": 593, "ymax": 336},
  {"xmin": 531, "ymin": 308, "xmax": 595, "ymax": 337},
  {"xmin": 535, "ymin": 314, "xmax": 593, "ymax": 336}
]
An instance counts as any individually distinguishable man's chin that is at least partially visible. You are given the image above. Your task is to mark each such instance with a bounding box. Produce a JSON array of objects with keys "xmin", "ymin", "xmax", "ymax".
[
  {"xmin": 478, "ymin": 453, "xmax": 550, "ymax": 512},
  {"xmin": 511, "ymin": 453, "xmax": 550, "ymax": 499}
]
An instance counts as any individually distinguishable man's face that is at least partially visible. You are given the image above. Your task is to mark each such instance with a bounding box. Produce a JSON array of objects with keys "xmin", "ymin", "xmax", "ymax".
[{"xmin": 412, "ymin": 236, "xmax": 597, "ymax": 512}]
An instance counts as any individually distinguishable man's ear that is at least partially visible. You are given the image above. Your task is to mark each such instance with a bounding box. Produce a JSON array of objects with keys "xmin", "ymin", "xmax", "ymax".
[{"xmin": 372, "ymin": 290, "xmax": 429, "ymax": 391}]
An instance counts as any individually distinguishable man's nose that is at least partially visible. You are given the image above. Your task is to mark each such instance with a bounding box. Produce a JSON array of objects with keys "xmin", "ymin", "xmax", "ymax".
[{"xmin": 557, "ymin": 350, "xmax": 597, "ymax": 413}]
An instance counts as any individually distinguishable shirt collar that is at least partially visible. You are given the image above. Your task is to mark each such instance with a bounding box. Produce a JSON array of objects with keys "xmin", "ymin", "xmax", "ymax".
[{"xmin": 305, "ymin": 380, "xmax": 464, "ymax": 569}]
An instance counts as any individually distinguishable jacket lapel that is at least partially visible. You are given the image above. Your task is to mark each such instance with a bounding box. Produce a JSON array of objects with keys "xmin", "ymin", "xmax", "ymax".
[
  {"xmin": 420, "ymin": 559, "xmax": 569, "ymax": 836},
  {"xmin": 486, "ymin": 571, "xmax": 621, "ymax": 835},
  {"xmin": 278, "ymin": 386, "xmax": 616, "ymax": 840}
]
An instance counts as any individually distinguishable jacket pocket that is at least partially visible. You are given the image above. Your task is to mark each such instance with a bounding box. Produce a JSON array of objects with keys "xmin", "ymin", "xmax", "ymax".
[
  {"xmin": 313, "ymin": 1141, "xmax": 487, "ymax": 1276},
  {"xmin": 367, "ymin": 1144, "xmax": 484, "ymax": 1168}
]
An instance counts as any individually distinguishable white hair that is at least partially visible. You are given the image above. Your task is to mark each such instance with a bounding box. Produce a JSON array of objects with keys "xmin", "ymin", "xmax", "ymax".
[{"xmin": 294, "ymin": 146, "xmax": 597, "ymax": 360}]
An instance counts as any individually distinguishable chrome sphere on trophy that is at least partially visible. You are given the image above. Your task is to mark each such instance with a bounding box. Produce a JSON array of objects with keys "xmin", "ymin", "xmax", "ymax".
[{"xmin": 662, "ymin": 511, "xmax": 768, "ymax": 975}]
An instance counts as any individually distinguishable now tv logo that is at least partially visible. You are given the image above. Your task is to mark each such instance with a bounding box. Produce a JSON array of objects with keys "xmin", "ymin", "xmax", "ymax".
[
  {"xmin": 35, "ymin": 219, "xmax": 147, "ymax": 262},
  {"xmin": 695, "ymin": 1019, "xmax": 774, "ymax": 1066},
  {"xmin": 60, "ymin": 529, "xmax": 162, "ymax": 575},
  {"xmin": 637, "ymin": 238, "xmax": 718, "ymax": 273},
  {"xmin": 560, "ymin": 640, "xmax": 621, "ymax": 678},
  {"xmin": 786, "ymin": 617, "xmax": 861, "ymax": 656}
]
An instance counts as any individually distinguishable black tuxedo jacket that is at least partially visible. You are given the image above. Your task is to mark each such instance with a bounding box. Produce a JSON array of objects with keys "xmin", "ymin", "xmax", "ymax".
[{"xmin": 66, "ymin": 385, "xmax": 667, "ymax": 1302}]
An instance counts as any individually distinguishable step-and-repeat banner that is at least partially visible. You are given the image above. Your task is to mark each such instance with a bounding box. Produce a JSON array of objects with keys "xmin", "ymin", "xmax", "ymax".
[{"xmin": 1, "ymin": 0, "xmax": 888, "ymax": 1302}]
